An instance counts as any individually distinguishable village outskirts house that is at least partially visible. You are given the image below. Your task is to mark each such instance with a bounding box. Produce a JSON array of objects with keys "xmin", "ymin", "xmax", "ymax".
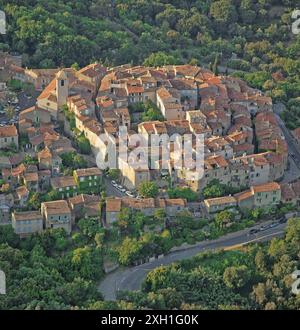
[
  {"xmin": 105, "ymin": 197, "xmax": 188, "ymax": 226},
  {"xmin": 68, "ymin": 194, "xmax": 101, "ymax": 223},
  {"xmin": 12, "ymin": 211, "xmax": 43, "ymax": 237},
  {"xmin": 0, "ymin": 125, "xmax": 18, "ymax": 150},
  {"xmin": 73, "ymin": 168, "xmax": 103, "ymax": 194},
  {"xmin": 204, "ymin": 196, "xmax": 237, "ymax": 215},
  {"xmin": 50, "ymin": 176, "xmax": 78, "ymax": 199},
  {"xmin": 41, "ymin": 200, "xmax": 72, "ymax": 234},
  {"xmin": 235, "ymin": 182, "xmax": 281, "ymax": 210}
]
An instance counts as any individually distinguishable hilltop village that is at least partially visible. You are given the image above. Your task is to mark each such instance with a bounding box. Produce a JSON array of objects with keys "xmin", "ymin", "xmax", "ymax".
[{"xmin": 0, "ymin": 53, "xmax": 299, "ymax": 251}]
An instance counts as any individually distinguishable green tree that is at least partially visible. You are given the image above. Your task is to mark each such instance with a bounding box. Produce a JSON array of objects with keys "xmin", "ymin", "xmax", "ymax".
[
  {"xmin": 215, "ymin": 210, "xmax": 234, "ymax": 229},
  {"xmin": 118, "ymin": 237, "xmax": 144, "ymax": 265},
  {"xmin": 223, "ymin": 265, "xmax": 251, "ymax": 289},
  {"xmin": 138, "ymin": 181, "xmax": 159, "ymax": 198},
  {"xmin": 144, "ymin": 52, "xmax": 178, "ymax": 67}
]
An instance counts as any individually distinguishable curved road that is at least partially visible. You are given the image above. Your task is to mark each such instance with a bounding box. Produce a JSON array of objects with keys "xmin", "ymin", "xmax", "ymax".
[{"xmin": 98, "ymin": 221, "xmax": 287, "ymax": 300}]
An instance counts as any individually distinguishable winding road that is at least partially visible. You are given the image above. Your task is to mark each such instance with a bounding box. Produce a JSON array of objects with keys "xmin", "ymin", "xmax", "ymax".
[{"xmin": 98, "ymin": 220, "xmax": 287, "ymax": 300}]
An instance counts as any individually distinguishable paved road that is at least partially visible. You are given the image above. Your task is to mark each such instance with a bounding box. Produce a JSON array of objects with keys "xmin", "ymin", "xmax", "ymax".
[
  {"xmin": 98, "ymin": 220, "xmax": 287, "ymax": 301},
  {"xmin": 105, "ymin": 177, "xmax": 126, "ymax": 198}
]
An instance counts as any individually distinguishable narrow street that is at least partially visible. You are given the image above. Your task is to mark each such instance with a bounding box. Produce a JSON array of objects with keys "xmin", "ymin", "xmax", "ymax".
[{"xmin": 274, "ymin": 112, "xmax": 300, "ymax": 182}]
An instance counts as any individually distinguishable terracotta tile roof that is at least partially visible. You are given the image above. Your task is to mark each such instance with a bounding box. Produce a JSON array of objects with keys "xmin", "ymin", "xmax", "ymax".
[
  {"xmin": 24, "ymin": 172, "xmax": 38, "ymax": 182},
  {"xmin": 10, "ymin": 64, "xmax": 24, "ymax": 74},
  {"xmin": 174, "ymin": 65, "xmax": 200, "ymax": 78},
  {"xmin": 251, "ymin": 182, "xmax": 280, "ymax": 194},
  {"xmin": 156, "ymin": 198, "xmax": 187, "ymax": 208},
  {"xmin": 233, "ymin": 143, "xmax": 254, "ymax": 153},
  {"xmin": 122, "ymin": 197, "xmax": 155, "ymax": 209},
  {"xmin": 51, "ymin": 176, "xmax": 76, "ymax": 189},
  {"xmin": 169, "ymin": 79, "xmax": 197, "ymax": 90},
  {"xmin": 13, "ymin": 211, "xmax": 42, "ymax": 222},
  {"xmin": 42, "ymin": 200, "xmax": 71, "ymax": 215},
  {"xmin": 235, "ymin": 190, "xmax": 253, "ymax": 202},
  {"xmin": 126, "ymin": 84, "xmax": 144, "ymax": 94},
  {"xmin": 68, "ymin": 194, "xmax": 100, "ymax": 207},
  {"xmin": 75, "ymin": 168, "xmax": 102, "ymax": 177},
  {"xmin": 78, "ymin": 63, "xmax": 106, "ymax": 78},
  {"xmin": 204, "ymin": 196, "xmax": 237, "ymax": 207},
  {"xmin": 106, "ymin": 198, "xmax": 122, "ymax": 212},
  {"xmin": 37, "ymin": 78, "xmax": 56, "ymax": 100},
  {"xmin": 205, "ymin": 155, "xmax": 228, "ymax": 169},
  {"xmin": 38, "ymin": 147, "xmax": 52, "ymax": 160},
  {"xmin": 0, "ymin": 125, "xmax": 17, "ymax": 138}
]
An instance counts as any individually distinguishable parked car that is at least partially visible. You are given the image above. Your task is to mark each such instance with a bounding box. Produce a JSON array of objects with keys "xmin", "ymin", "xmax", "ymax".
[
  {"xmin": 279, "ymin": 217, "xmax": 288, "ymax": 224},
  {"xmin": 248, "ymin": 229, "xmax": 259, "ymax": 236},
  {"xmin": 125, "ymin": 191, "xmax": 135, "ymax": 197},
  {"xmin": 260, "ymin": 224, "xmax": 270, "ymax": 231},
  {"xmin": 115, "ymin": 184, "xmax": 125, "ymax": 192},
  {"xmin": 111, "ymin": 180, "xmax": 117, "ymax": 186}
]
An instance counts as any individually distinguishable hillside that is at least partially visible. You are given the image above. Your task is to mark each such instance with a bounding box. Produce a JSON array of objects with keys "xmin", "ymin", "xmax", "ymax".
[
  {"xmin": 0, "ymin": 1, "xmax": 299, "ymax": 127},
  {"xmin": 117, "ymin": 219, "xmax": 300, "ymax": 310}
]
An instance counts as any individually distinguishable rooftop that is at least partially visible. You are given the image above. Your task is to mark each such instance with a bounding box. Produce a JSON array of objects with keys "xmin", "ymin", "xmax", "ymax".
[
  {"xmin": 13, "ymin": 211, "xmax": 42, "ymax": 222},
  {"xmin": 42, "ymin": 200, "xmax": 71, "ymax": 215}
]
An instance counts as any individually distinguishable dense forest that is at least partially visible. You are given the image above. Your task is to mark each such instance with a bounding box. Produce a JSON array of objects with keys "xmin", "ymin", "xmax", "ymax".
[
  {"xmin": 0, "ymin": 0, "xmax": 300, "ymax": 127},
  {"xmin": 0, "ymin": 218, "xmax": 299, "ymax": 309},
  {"xmin": 119, "ymin": 219, "xmax": 300, "ymax": 310}
]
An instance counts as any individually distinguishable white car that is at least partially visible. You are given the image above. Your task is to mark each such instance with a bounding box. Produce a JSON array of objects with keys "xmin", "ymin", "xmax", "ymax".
[
  {"xmin": 111, "ymin": 180, "xmax": 117, "ymax": 186},
  {"xmin": 125, "ymin": 191, "xmax": 135, "ymax": 197},
  {"xmin": 116, "ymin": 185, "xmax": 126, "ymax": 192}
]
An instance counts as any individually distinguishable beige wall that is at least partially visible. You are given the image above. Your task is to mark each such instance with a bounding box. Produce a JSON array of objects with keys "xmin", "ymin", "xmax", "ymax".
[
  {"xmin": 37, "ymin": 98, "xmax": 58, "ymax": 120},
  {"xmin": 0, "ymin": 135, "xmax": 18, "ymax": 149},
  {"xmin": 253, "ymin": 190, "xmax": 281, "ymax": 208},
  {"xmin": 12, "ymin": 217, "xmax": 43, "ymax": 236}
]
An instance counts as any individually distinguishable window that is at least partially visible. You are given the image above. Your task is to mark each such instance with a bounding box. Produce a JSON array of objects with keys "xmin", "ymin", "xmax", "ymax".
[{"xmin": 61, "ymin": 80, "xmax": 65, "ymax": 87}]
